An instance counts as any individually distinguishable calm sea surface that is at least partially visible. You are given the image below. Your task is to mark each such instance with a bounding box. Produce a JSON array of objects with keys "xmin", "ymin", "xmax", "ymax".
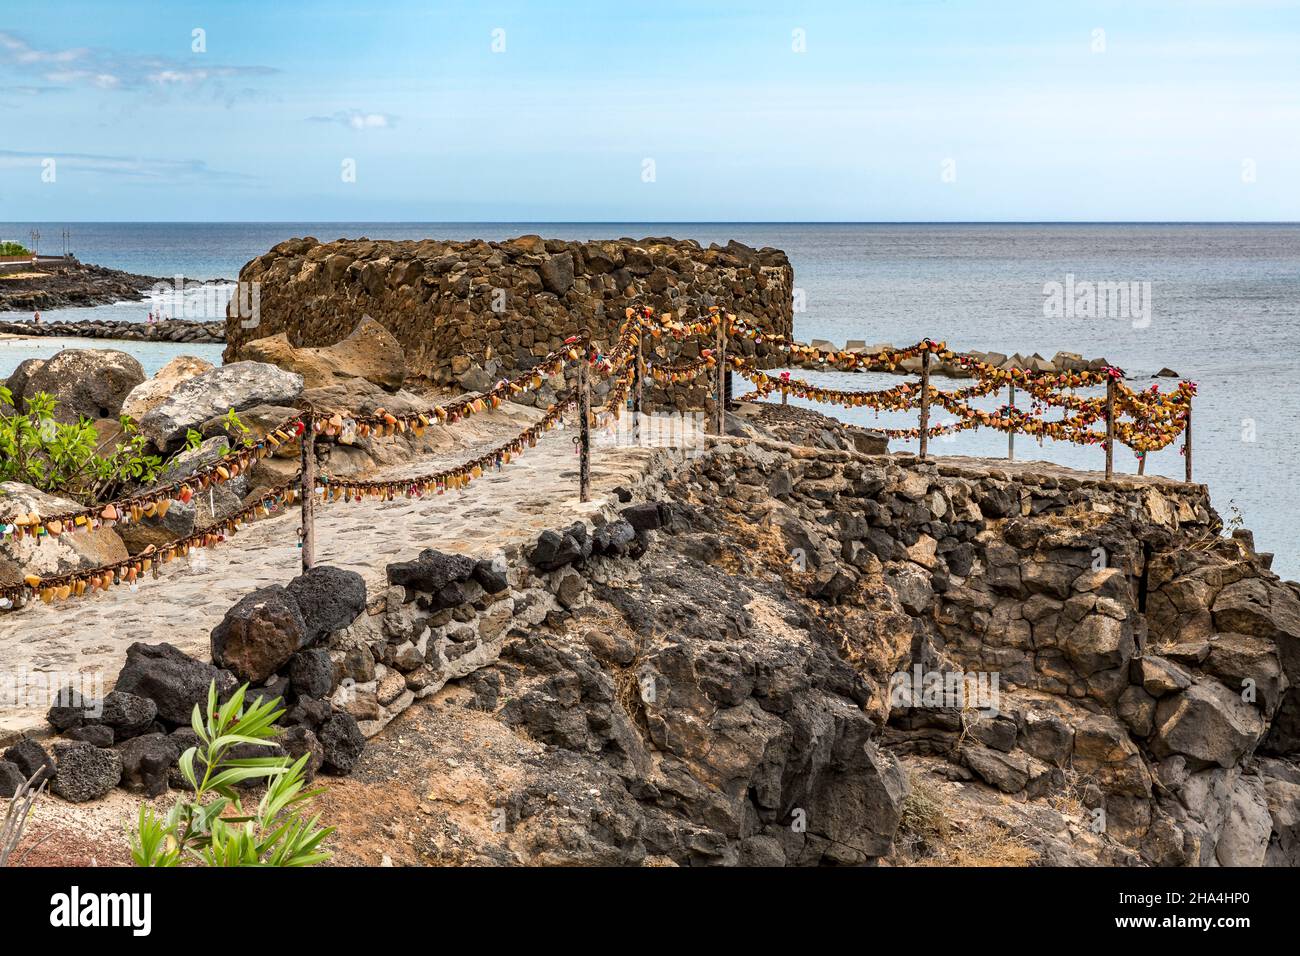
[{"xmin": 2, "ymin": 222, "xmax": 1297, "ymax": 578}]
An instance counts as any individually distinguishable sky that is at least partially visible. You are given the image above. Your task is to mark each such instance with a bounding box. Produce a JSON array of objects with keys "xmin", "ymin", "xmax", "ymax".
[{"xmin": 0, "ymin": 0, "xmax": 1297, "ymax": 222}]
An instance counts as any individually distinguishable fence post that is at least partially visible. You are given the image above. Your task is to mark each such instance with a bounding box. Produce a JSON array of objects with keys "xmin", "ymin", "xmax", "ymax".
[
  {"xmin": 715, "ymin": 313, "xmax": 727, "ymax": 436},
  {"xmin": 1184, "ymin": 398, "xmax": 1193, "ymax": 483},
  {"xmin": 578, "ymin": 352, "xmax": 591, "ymax": 502},
  {"xmin": 1007, "ymin": 383, "xmax": 1016, "ymax": 460},
  {"xmin": 634, "ymin": 333, "xmax": 643, "ymax": 447},
  {"xmin": 918, "ymin": 347, "xmax": 931, "ymax": 461},
  {"xmin": 299, "ymin": 410, "xmax": 316, "ymax": 572},
  {"xmin": 1104, "ymin": 376, "xmax": 1115, "ymax": 480}
]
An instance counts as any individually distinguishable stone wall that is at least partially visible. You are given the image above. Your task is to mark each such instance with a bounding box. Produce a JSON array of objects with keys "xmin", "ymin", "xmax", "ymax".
[
  {"xmin": 224, "ymin": 235, "xmax": 794, "ymax": 410},
  {"xmin": 666, "ymin": 439, "xmax": 1300, "ymax": 865}
]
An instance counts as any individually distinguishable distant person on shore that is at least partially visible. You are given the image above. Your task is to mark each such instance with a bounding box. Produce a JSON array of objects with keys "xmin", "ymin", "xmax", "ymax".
[
  {"xmin": 32, "ymin": 311, "xmax": 40, "ymax": 325},
  {"xmin": 147, "ymin": 310, "xmax": 155, "ymax": 325}
]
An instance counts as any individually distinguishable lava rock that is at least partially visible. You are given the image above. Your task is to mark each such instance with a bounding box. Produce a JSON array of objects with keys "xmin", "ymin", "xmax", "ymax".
[
  {"xmin": 318, "ymin": 712, "xmax": 366, "ymax": 774},
  {"xmin": 64, "ymin": 725, "xmax": 115, "ymax": 748},
  {"xmin": 0, "ymin": 760, "xmax": 27, "ymax": 797},
  {"xmin": 210, "ymin": 585, "xmax": 309, "ymax": 683},
  {"xmin": 285, "ymin": 565, "xmax": 368, "ymax": 643},
  {"xmin": 386, "ymin": 549, "xmax": 475, "ymax": 594},
  {"xmin": 620, "ymin": 502, "xmax": 665, "ymax": 532},
  {"xmin": 3, "ymin": 738, "xmax": 55, "ymax": 786},
  {"xmin": 288, "ymin": 648, "xmax": 335, "ymax": 699},
  {"xmin": 592, "ymin": 519, "xmax": 636, "ymax": 557},
  {"xmin": 45, "ymin": 685, "xmax": 96, "ymax": 732},
  {"xmin": 52, "ymin": 743, "xmax": 122, "ymax": 802},
  {"xmin": 284, "ymin": 696, "xmax": 332, "ymax": 730},
  {"xmin": 98, "ymin": 690, "xmax": 158, "ymax": 740},
  {"xmin": 114, "ymin": 642, "xmax": 238, "ymax": 725},
  {"xmin": 528, "ymin": 529, "xmax": 583, "ymax": 571},
  {"xmin": 117, "ymin": 733, "xmax": 180, "ymax": 797},
  {"xmin": 472, "ymin": 558, "xmax": 509, "ymax": 594},
  {"xmin": 277, "ymin": 725, "xmax": 324, "ymax": 782}
]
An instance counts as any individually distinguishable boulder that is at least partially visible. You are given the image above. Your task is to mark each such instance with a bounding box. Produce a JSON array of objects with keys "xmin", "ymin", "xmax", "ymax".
[
  {"xmin": 64, "ymin": 725, "xmax": 114, "ymax": 747},
  {"xmin": 387, "ymin": 549, "xmax": 475, "ymax": 594},
  {"xmin": 318, "ymin": 712, "xmax": 366, "ymax": 774},
  {"xmin": 210, "ymin": 585, "xmax": 310, "ymax": 683},
  {"xmin": 1151, "ymin": 680, "xmax": 1266, "ymax": 768},
  {"xmin": 277, "ymin": 725, "xmax": 324, "ymax": 782},
  {"xmin": 527, "ymin": 529, "xmax": 584, "ymax": 571},
  {"xmin": 285, "ymin": 565, "xmax": 368, "ymax": 643},
  {"xmin": 117, "ymin": 437, "xmax": 245, "ymax": 553},
  {"xmin": 51, "ymin": 743, "xmax": 122, "ymax": 802},
  {"xmin": 241, "ymin": 316, "xmax": 406, "ymax": 392},
  {"xmin": 288, "ymin": 648, "xmax": 335, "ymax": 699},
  {"xmin": 119, "ymin": 355, "xmax": 214, "ymax": 422},
  {"xmin": 0, "ymin": 482, "xmax": 129, "ymax": 588},
  {"xmin": 3, "ymin": 358, "xmax": 46, "ymax": 403},
  {"xmin": 138, "ymin": 361, "xmax": 304, "ymax": 451},
  {"xmin": 114, "ymin": 641, "xmax": 238, "ymax": 725},
  {"xmin": 16, "ymin": 348, "xmax": 144, "ymax": 423},
  {"xmin": 97, "ymin": 690, "xmax": 157, "ymax": 740},
  {"xmin": 116, "ymin": 732, "xmax": 180, "ymax": 796},
  {"xmin": 539, "ymin": 252, "xmax": 575, "ymax": 295},
  {"xmin": 2, "ymin": 738, "xmax": 55, "ymax": 786},
  {"xmin": 0, "ymin": 760, "xmax": 26, "ymax": 797}
]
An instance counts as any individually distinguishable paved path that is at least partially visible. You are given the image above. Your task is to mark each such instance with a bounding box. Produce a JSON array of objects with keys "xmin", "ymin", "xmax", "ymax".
[{"xmin": 0, "ymin": 405, "xmax": 666, "ymax": 741}]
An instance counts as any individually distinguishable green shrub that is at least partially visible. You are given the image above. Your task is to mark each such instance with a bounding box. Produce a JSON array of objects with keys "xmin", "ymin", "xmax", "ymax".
[
  {"xmin": 131, "ymin": 682, "xmax": 333, "ymax": 868},
  {"xmin": 0, "ymin": 387, "xmax": 251, "ymax": 505},
  {"xmin": 0, "ymin": 387, "xmax": 161, "ymax": 503},
  {"xmin": 0, "ymin": 242, "xmax": 31, "ymax": 257}
]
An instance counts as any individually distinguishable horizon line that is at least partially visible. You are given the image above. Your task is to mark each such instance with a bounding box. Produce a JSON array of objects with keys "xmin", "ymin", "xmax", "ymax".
[{"xmin": 4, "ymin": 220, "xmax": 1300, "ymax": 227}]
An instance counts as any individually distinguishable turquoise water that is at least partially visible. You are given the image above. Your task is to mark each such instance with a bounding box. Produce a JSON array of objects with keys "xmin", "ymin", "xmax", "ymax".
[{"xmin": 2, "ymin": 222, "xmax": 1297, "ymax": 577}]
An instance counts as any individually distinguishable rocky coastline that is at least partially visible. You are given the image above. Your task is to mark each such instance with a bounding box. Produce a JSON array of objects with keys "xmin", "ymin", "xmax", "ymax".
[{"xmin": 0, "ymin": 259, "xmax": 167, "ymax": 313}]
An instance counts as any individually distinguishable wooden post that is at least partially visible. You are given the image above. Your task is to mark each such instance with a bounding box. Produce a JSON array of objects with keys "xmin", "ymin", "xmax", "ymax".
[
  {"xmin": 781, "ymin": 385, "xmax": 788, "ymax": 405},
  {"xmin": 578, "ymin": 355, "xmax": 591, "ymax": 502},
  {"xmin": 299, "ymin": 411, "xmax": 316, "ymax": 572},
  {"xmin": 634, "ymin": 334, "xmax": 643, "ymax": 447},
  {"xmin": 918, "ymin": 348, "xmax": 931, "ymax": 461},
  {"xmin": 1104, "ymin": 377, "xmax": 1115, "ymax": 480},
  {"xmin": 714, "ymin": 314, "xmax": 727, "ymax": 435},
  {"xmin": 1138, "ymin": 452, "xmax": 1146, "ymax": 476},
  {"xmin": 1007, "ymin": 384, "xmax": 1016, "ymax": 460},
  {"xmin": 1184, "ymin": 399, "xmax": 1193, "ymax": 483}
]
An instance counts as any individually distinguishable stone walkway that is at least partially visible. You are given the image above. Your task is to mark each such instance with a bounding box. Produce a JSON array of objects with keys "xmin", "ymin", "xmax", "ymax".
[{"xmin": 0, "ymin": 405, "xmax": 668, "ymax": 741}]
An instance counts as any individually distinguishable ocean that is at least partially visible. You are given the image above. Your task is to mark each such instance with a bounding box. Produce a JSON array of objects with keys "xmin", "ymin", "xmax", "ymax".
[{"xmin": 2, "ymin": 222, "xmax": 1298, "ymax": 578}]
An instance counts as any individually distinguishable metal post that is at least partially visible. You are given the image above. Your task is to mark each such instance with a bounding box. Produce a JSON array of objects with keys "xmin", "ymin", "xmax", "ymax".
[
  {"xmin": 1007, "ymin": 383, "xmax": 1016, "ymax": 460},
  {"xmin": 634, "ymin": 334, "xmax": 643, "ymax": 447},
  {"xmin": 299, "ymin": 411, "xmax": 316, "ymax": 572},
  {"xmin": 714, "ymin": 314, "xmax": 727, "ymax": 435},
  {"xmin": 1184, "ymin": 399, "xmax": 1193, "ymax": 483},
  {"xmin": 1104, "ymin": 377, "xmax": 1115, "ymax": 480},
  {"xmin": 578, "ymin": 356, "xmax": 591, "ymax": 502},
  {"xmin": 918, "ymin": 348, "xmax": 931, "ymax": 461}
]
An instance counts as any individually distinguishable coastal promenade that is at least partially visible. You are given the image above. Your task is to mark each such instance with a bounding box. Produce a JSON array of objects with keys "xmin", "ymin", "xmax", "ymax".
[{"xmin": 0, "ymin": 403, "xmax": 661, "ymax": 741}]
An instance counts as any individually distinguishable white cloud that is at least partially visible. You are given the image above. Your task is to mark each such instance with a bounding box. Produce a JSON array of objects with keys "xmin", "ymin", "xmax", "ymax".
[
  {"xmin": 0, "ymin": 30, "xmax": 277, "ymax": 96},
  {"xmin": 308, "ymin": 109, "xmax": 397, "ymax": 130}
]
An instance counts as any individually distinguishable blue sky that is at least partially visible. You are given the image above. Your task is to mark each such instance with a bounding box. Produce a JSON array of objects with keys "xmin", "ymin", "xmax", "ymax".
[{"xmin": 1, "ymin": 0, "xmax": 1297, "ymax": 221}]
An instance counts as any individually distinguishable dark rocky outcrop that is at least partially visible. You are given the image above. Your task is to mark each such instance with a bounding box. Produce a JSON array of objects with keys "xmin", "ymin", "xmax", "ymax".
[{"xmin": 114, "ymin": 642, "xmax": 238, "ymax": 725}]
